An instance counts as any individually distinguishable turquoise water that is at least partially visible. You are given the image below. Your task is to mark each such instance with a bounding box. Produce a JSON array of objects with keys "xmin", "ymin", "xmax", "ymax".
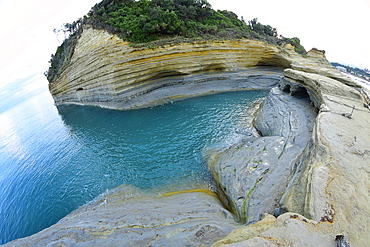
[{"xmin": 0, "ymin": 84, "xmax": 268, "ymax": 244}]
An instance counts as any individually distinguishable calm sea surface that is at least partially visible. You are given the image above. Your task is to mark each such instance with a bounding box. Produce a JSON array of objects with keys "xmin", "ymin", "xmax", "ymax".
[{"xmin": 0, "ymin": 78, "xmax": 268, "ymax": 244}]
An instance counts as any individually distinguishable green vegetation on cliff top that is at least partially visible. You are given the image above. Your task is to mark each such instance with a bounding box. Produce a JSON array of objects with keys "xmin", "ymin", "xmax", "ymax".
[{"xmin": 46, "ymin": 0, "xmax": 306, "ymax": 83}]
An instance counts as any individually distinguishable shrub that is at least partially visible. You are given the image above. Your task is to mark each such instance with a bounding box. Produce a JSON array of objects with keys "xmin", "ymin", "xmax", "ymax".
[{"xmin": 46, "ymin": 0, "xmax": 307, "ymax": 82}]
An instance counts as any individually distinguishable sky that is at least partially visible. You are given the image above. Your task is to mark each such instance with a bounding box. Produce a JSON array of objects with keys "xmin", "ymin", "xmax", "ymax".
[
  {"xmin": 210, "ymin": 0, "xmax": 370, "ymax": 69},
  {"xmin": 0, "ymin": 0, "xmax": 369, "ymax": 93}
]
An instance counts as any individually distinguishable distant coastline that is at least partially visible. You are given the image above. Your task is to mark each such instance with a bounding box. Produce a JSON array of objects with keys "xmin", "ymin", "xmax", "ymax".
[{"xmin": 331, "ymin": 61, "xmax": 369, "ymax": 82}]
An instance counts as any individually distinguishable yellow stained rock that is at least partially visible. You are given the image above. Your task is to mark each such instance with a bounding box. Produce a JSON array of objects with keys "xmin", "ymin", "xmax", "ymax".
[{"xmin": 49, "ymin": 27, "xmax": 351, "ymax": 109}]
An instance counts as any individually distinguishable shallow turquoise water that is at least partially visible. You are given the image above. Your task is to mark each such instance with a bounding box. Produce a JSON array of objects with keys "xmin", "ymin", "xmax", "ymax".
[{"xmin": 0, "ymin": 88, "xmax": 268, "ymax": 244}]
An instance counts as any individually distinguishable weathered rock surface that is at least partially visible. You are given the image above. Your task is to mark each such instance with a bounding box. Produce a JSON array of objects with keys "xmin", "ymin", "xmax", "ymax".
[
  {"xmin": 207, "ymin": 69, "xmax": 370, "ymax": 246},
  {"xmin": 279, "ymin": 69, "xmax": 370, "ymax": 246},
  {"xmin": 11, "ymin": 26, "xmax": 368, "ymax": 246},
  {"xmin": 4, "ymin": 186, "xmax": 239, "ymax": 246},
  {"xmin": 49, "ymin": 27, "xmax": 354, "ymax": 110},
  {"xmin": 211, "ymin": 213, "xmax": 335, "ymax": 247},
  {"xmin": 207, "ymin": 86, "xmax": 317, "ymax": 224}
]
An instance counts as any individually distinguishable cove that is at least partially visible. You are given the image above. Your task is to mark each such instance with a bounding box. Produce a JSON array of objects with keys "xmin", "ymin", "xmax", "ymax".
[{"xmin": 0, "ymin": 89, "xmax": 267, "ymax": 244}]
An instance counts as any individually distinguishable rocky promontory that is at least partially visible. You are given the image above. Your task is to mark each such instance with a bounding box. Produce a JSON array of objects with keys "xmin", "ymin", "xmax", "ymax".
[
  {"xmin": 7, "ymin": 16, "xmax": 370, "ymax": 247},
  {"xmin": 48, "ymin": 27, "xmax": 355, "ymax": 110}
]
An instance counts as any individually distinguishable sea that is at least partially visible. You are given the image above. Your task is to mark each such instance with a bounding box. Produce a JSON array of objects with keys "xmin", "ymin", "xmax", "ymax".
[{"xmin": 0, "ymin": 72, "xmax": 268, "ymax": 244}]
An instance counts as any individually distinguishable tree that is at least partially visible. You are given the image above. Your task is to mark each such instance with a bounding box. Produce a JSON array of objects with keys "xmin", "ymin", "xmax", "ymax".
[{"xmin": 248, "ymin": 18, "xmax": 277, "ymax": 37}]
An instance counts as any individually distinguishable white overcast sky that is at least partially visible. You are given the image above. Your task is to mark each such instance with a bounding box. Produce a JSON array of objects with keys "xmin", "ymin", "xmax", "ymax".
[{"xmin": 0, "ymin": 0, "xmax": 369, "ymax": 89}]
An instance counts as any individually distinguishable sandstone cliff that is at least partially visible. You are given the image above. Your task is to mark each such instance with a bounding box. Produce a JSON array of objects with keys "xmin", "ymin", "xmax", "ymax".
[
  {"xmin": 6, "ymin": 26, "xmax": 370, "ymax": 246},
  {"xmin": 49, "ymin": 27, "xmax": 355, "ymax": 110}
]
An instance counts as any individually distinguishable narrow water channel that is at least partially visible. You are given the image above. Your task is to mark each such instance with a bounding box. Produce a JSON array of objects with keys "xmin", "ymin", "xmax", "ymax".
[{"xmin": 0, "ymin": 88, "xmax": 268, "ymax": 244}]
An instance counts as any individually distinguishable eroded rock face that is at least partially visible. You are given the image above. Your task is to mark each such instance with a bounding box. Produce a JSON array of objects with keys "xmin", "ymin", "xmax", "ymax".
[
  {"xmin": 209, "ymin": 69, "xmax": 370, "ymax": 246},
  {"xmin": 211, "ymin": 213, "xmax": 335, "ymax": 247},
  {"xmin": 49, "ymin": 27, "xmax": 287, "ymax": 109},
  {"xmin": 207, "ymin": 86, "xmax": 317, "ymax": 224},
  {"xmin": 280, "ymin": 69, "xmax": 370, "ymax": 246},
  {"xmin": 4, "ymin": 186, "xmax": 239, "ymax": 246},
  {"xmin": 48, "ymin": 27, "xmax": 354, "ymax": 110}
]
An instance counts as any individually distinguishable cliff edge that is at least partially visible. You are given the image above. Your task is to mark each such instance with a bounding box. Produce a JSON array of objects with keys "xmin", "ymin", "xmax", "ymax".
[{"xmin": 48, "ymin": 27, "xmax": 355, "ymax": 110}]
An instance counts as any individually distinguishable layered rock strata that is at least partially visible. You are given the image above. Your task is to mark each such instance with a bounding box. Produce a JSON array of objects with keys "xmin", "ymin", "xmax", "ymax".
[
  {"xmin": 280, "ymin": 69, "xmax": 370, "ymax": 246},
  {"xmin": 49, "ymin": 27, "xmax": 354, "ymax": 109}
]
